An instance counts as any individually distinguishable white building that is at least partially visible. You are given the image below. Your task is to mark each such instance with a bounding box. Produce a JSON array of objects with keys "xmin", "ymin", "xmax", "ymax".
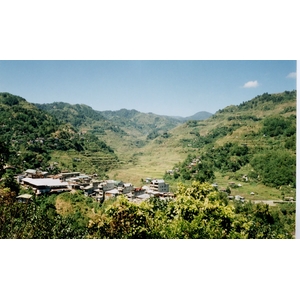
[
  {"xmin": 22, "ymin": 178, "xmax": 69, "ymax": 195},
  {"xmin": 150, "ymin": 179, "xmax": 169, "ymax": 193}
]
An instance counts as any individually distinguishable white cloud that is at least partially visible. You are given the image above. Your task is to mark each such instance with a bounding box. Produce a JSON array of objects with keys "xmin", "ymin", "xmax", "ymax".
[
  {"xmin": 243, "ymin": 80, "xmax": 259, "ymax": 88},
  {"xmin": 287, "ymin": 72, "xmax": 296, "ymax": 79}
]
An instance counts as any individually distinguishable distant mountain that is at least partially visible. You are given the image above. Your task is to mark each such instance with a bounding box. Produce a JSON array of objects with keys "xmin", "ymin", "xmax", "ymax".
[
  {"xmin": 98, "ymin": 108, "xmax": 183, "ymax": 136},
  {"xmin": 165, "ymin": 111, "xmax": 213, "ymax": 121},
  {"xmin": 183, "ymin": 111, "xmax": 213, "ymax": 121}
]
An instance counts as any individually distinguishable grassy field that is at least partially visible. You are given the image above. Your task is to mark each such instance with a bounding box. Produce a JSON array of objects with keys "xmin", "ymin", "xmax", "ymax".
[
  {"xmin": 107, "ymin": 141, "xmax": 187, "ymax": 186},
  {"xmin": 213, "ymin": 171, "xmax": 292, "ymax": 201}
]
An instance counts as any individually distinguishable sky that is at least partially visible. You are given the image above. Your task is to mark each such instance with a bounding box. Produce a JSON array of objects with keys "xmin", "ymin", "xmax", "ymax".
[{"xmin": 0, "ymin": 60, "xmax": 296, "ymax": 117}]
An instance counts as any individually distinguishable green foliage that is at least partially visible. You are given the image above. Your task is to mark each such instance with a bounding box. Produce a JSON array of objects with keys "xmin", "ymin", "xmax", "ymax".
[
  {"xmin": 0, "ymin": 170, "xmax": 20, "ymax": 194},
  {"xmin": 0, "ymin": 139, "xmax": 10, "ymax": 177},
  {"xmin": 88, "ymin": 195, "xmax": 152, "ymax": 239},
  {"xmin": 169, "ymin": 154, "xmax": 215, "ymax": 183},
  {"xmin": 281, "ymin": 106, "xmax": 296, "ymax": 114},
  {"xmin": 0, "ymin": 93, "xmax": 117, "ymax": 173},
  {"xmin": 262, "ymin": 115, "xmax": 296, "ymax": 137},
  {"xmin": 87, "ymin": 181, "xmax": 295, "ymax": 239},
  {"xmin": 251, "ymin": 150, "xmax": 296, "ymax": 187},
  {"xmin": 204, "ymin": 142, "xmax": 250, "ymax": 173},
  {"xmin": 237, "ymin": 90, "xmax": 296, "ymax": 111},
  {"xmin": 0, "ymin": 190, "xmax": 87, "ymax": 238}
]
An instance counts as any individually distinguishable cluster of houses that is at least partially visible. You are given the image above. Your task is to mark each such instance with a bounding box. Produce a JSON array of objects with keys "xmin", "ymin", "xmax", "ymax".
[
  {"xmin": 17, "ymin": 169, "xmax": 173, "ymax": 204},
  {"xmin": 15, "ymin": 169, "xmax": 254, "ymax": 205}
]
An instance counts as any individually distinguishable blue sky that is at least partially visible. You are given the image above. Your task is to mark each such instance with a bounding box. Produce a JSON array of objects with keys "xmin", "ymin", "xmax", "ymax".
[{"xmin": 0, "ymin": 60, "xmax": 296, "ymax": 117}]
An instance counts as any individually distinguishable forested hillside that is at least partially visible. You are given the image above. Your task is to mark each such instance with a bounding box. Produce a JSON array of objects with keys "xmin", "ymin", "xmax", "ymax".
[
  {"xmin": 99, "ymin": 108, "xmax": 183, "ymax": 136},
  {"xmin": 35, "ymin": 102, "xmax": 127, "ymax": 136},
  {"xmin": 35, "ymin": 103, "xmax": 185, "ymax": 147},
  {"xmin": 163, "ymin": 90, "xmax": 296, "ymax": 199},
  {"xmin": 0, "ymin": 93, "xmax": 117, "ymax": 175},
  {"xmin": 35, "ymin": 103, "xmax": 190, "ymax": 164}
]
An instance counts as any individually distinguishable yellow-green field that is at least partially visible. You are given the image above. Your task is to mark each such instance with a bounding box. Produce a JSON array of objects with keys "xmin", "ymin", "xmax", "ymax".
[{"xmin": 107, "ymin": 141, "xmax": 187, "ymax": 186}]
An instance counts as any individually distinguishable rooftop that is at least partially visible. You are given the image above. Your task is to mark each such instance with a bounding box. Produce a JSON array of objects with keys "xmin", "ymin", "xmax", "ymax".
[{"xmin": 22, "ymin": 178, "xmax": 68, "ymax": 187}]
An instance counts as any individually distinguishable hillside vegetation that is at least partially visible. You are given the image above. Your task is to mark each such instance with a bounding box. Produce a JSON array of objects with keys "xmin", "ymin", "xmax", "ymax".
[
  {"xmin": 0, "ymin": 93, "xmax": 117, "ymax": 175},
  {"xmin": 1, "ymin": 181, "xmax": 295, "ymax": 238},
  {"xmin": 161, "ymin": 90, "xmax": 296, "ymax": 199},
  {"xmin": 106, "ymin": 91, "xmax": 296, "ymax": 201}
]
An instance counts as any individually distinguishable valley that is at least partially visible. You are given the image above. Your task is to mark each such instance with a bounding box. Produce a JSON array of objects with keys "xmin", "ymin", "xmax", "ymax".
[
  {"xmin": 0, "ymin": 90, "xmax": 296, "ymax": 239},
  {"xmin": 1, "ymin": 90, "xmax": 296, "ymax": 200}
]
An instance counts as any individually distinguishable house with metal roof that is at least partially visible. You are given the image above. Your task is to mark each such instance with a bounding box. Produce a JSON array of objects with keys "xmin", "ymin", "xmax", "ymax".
[{"xmin": 22, "ymin": 178, "xmax": 69, "ymax": 195}]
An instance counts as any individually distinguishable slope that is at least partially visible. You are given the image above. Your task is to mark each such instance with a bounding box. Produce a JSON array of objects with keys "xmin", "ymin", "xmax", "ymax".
[
  {"xmin": 0, "ymin": 93, "xmax": 118, "ymax": 175},
  {"xmin": 107, "ymin": 90, "xmax": 296, "ymax": 201}
]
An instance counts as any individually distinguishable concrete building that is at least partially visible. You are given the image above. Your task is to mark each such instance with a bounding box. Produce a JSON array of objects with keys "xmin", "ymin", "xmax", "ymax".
[
  {"xmin": 24, "ymin": 169, "xmax": 48, "ymax": 178},
  {"xmin": 118, "ymin": 183, "xmax": 134, "ymax": 194},
  {"xmin": 22, "ymin": 178, "xmax": 69, "ymax": 195},
  {"xmin": 150, "ymin": 179, "xmax": 169, "ymax": 193}
]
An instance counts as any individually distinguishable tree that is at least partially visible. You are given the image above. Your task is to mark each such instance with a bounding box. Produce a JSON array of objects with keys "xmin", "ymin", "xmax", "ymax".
[
  {"xmin": 0, "ymin": 139, "xmax": 10, "ymax": 177},
  {"xmin": 251, "ymin": 150, "xmax": 296, "ymax": 187},
  {"xmin": 87, "ymin": 181, "xmax": 295, "ymax": 239}
]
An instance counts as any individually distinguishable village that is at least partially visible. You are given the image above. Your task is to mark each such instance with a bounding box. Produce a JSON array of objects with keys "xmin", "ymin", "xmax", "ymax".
[{"xmin": 16, "ymin": 169, "xmax": 174, "ymax": 204}]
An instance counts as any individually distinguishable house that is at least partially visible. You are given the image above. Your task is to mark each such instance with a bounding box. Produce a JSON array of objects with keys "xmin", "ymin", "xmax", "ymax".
[
  {"xmin": 118, "ymin": 183, "xmax": 133, "ymax": 194},
  {"xmin": 147, "ymin": 190, "xmax": 160, "ymax": 197},
  {"xmin": 59, "ymin": 172, "xmax": 81, "ymax": 181},
  {"xmin": 150, "ymin": 179, "xmax": 169, "ymax": 193},
  {"xmin": 24, "ymin": 169, "xmax": 48, "ymax": 178},
  {"xmin": 105, "ymin": 188, "xmax": 120, "ymax": 199},
  {"xmin": 83, "ymin": 185, "xmax": 94, "ymax": 196},
  {"xmin": 83, "ymin": 180, "xmax": 102, "ymax": 196},
  {"xmin": 96, "ymin": 180, "xmax": 117, "ymax": 201},
  {"xmin": 16, "ymin": 194, "xmax": 33, "ymax": 203},
  {"xmin": 114, "ymin": 180, "xmax": 124, "ymax": 188},
  {"xmin": 132, "ymin": 187, "xmax": 146, "ymax": 197},
  {"xmin": 66, "ymin": 174, "xmax": 91, "ymax": 188},
  {"xmin": 235, "ymin": 195, "xmax": 245, "ymax": 201},
  {"xmin": 22, "ymin": 178, "xmax": 69, "ymax": 195},
  {"xmin": 137, "ymin": 194, "xmax": 150, "ymax": 200}
]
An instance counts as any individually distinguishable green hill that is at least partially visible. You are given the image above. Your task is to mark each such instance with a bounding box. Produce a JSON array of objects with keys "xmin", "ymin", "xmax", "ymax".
[
  {"xmin": 99, "ymin": 108, "xmax": 183, "ymax": 136},
  {"xmin": 105, "ymin": 90, "xmax": 296, "ymax": 201},
  {"xmin": 0, "ymin": 93, "xmax": 118, "ymax": 175},
  {"xmin": 34, "ymin": 103, "xmax": 188, "ymax": 162},
  {"xmin": 160, "ymin": 90, "xmax": 296, "ymax": 198}
]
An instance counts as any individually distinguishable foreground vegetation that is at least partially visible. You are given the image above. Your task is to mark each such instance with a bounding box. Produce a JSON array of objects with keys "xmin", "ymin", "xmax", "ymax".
[{"xmin": 0, "ymin": 180, "xmax": 295, "ymax": 238}]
